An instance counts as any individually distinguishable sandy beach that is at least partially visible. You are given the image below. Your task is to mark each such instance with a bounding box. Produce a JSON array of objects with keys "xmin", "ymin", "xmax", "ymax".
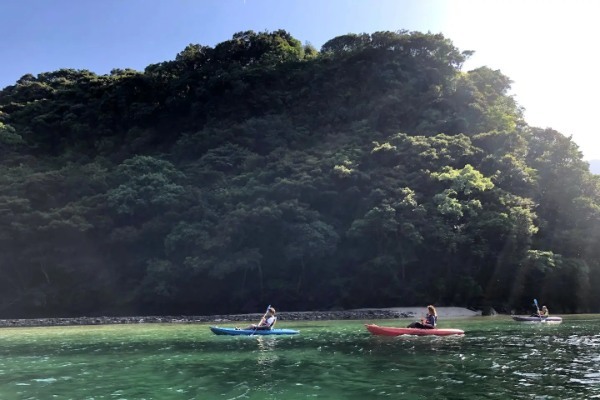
[{"xmin": 352, "ymin": 307, "xmax": 482, "ymax": 318}]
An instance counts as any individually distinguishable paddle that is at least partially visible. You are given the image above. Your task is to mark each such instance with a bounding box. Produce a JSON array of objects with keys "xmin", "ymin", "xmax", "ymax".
[
  {"xmin": 533, "ymin": 298, "xmax": 541, "ymax": 318},
  {"xmin": 251, "ymin": 304, "xmax": 271, "ymax": 336}
]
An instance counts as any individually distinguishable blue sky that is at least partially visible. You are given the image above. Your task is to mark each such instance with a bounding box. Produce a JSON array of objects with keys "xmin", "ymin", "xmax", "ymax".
[{"xmin": 1, "ymin": 0, "xmax": 598, "ymax": 159}]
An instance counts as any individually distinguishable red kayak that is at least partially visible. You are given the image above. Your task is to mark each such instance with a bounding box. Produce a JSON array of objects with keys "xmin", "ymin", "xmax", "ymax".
[{"xmin": 365, "ymin": 324, "xmax": 464, "ymax": 336}]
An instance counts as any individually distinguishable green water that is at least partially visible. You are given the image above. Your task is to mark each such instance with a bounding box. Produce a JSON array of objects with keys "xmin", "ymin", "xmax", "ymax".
[{"xmin": 0, "ymin": 316, "xmax": 599, "ymax": 399}]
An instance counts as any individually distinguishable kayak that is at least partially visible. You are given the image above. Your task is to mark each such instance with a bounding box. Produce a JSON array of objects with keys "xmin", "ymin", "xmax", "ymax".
[
  {"xmin": 512, "ymin": 316, "xmax": 563, "ymax": 324},
  {"xmin": 210, "ymin": 326, "xmax": 299, "ymax": 336},
  {"xmin": 365, "ymin": 324, "xmax": 464, "ymax": 336}
]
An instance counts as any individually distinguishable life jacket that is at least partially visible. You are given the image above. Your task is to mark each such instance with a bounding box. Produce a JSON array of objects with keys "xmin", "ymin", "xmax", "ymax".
[
  {"xmin": 426, "ymin": 314, "xmax": 437, "ymax": 327},
  {"xmin": 265, "ymin": 315, "xmax": 277, "ymax": 329}
]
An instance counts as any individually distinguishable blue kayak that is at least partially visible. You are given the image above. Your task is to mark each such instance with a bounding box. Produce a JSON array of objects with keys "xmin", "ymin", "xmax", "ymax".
[{"xmin": 210, "ymin": 326, "xmax": 299, "ymax": 336}]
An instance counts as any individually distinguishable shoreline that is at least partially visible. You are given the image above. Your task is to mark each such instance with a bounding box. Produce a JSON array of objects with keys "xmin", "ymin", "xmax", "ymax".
[{"xmin": 0, "ymin": 307, "xmax": 482, "ymax": 328}]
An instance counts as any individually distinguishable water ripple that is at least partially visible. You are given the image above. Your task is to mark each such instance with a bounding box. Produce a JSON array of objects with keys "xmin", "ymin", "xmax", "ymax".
[{"xmin": 0, "ymin": 318, "xmax": 599, "ymax": 398}]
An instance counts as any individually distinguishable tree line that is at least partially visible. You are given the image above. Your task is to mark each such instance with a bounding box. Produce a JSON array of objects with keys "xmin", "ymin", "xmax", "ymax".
[{"xmin": 0, "ymin": 29, "xmax": 598, "ymax": 317}]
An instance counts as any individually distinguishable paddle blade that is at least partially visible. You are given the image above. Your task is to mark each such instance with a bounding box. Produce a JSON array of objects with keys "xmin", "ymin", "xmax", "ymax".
[{"xmin": 533, "ymin": 299, "xmax": 539, "ymax": 308}]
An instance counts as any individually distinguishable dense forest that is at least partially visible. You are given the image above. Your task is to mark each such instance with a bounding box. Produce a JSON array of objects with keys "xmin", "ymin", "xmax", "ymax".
[{"xmin": 1, "ymin": 30, "xmax": 599, "ymax": 318}]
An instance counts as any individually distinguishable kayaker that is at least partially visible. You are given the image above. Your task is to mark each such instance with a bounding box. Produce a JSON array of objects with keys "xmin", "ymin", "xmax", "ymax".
[
  {"xmin": 531, "ymin": 304, "xmax": 549, "ymax": 317},
  {"xmin": 240, "ymin": 307, "xmax": 277, "ymax": 330},
  {"xmin": 407, "ymin": 305, "xmax": 437, "ymax": 329}
]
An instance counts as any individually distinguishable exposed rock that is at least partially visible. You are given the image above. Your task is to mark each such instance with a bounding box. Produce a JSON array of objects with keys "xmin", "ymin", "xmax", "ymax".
[
  {"xmin": 482, "ymin": 306, "xmax": 498, "ymax": 316},
  {"xmin": 0, "ymin": 307, "xmax": 479, "ymax": 328}
]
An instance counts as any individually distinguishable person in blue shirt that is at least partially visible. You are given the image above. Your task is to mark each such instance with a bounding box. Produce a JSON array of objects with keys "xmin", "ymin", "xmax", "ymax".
[{"xmin": 407, "ymin": 305, "xmax": 437, "ymax": 329}]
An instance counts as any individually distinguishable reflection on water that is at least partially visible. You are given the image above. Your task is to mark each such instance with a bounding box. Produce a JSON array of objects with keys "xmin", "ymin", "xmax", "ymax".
[
  {"xmin": 249, "ymin": 337, "xmax": 279, "ymax": 396},
  {"xmin": 0, "ymin": 317, "xmax": 599, "ymax": 399},
  {"xmin": 256, "ymin": 335, "xmax": 278, "ymax": 366}
]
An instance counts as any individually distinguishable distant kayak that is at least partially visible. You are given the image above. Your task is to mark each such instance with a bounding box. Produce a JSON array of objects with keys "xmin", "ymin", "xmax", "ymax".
[
  {"xmin": 365, "ymin": 324, "xmax": 464, "ymax": 336},
  {"xmin": 512, "ymin": 316, "xmax": 563, "ymax": 324},
  {"xmin": 210, "ymin": 326, "xmax": 299, "ymax": 336}
]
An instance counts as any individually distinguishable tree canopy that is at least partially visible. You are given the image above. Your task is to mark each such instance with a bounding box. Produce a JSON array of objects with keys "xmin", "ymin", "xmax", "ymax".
[{"xmin": 0, "ymin": 29, "xmax": 598, "ymax": 317}]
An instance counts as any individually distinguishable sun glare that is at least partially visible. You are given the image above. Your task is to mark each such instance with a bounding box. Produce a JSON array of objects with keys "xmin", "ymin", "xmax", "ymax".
[{"xmin": 440, "ymin": 0, "xmax": 600, "ymax": 159}]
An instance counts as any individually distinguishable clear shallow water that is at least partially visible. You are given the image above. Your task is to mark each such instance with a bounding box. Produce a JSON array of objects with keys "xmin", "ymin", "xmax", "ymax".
[{"xmin": 0, "ymin": 316, "xmax": 599, "ymax": 399}]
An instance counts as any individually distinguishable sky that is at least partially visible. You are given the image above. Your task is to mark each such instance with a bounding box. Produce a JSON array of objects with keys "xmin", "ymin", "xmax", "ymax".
[{"xmin": 1, "ymin": 0, "xmax": 598, "ymax": 159}]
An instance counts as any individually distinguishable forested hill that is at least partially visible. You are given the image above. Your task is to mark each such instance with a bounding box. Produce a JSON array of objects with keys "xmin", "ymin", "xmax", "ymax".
[{"xmin": 1, "ymin": 30, "xmax": 599, "ymax": 318}]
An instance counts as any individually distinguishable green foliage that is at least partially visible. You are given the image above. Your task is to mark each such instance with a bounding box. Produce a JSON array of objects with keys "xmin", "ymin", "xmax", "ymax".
[
  {"xmin": 107, "ymin": 156, "xmax": 186, "ymax": 216},
  {"xmin": 0, "ymin": 29, "xmax": 598, "ymax": 316},
  {"xmin": 0, "ymin": 122, "xmax": 26, "ymax": 146}
]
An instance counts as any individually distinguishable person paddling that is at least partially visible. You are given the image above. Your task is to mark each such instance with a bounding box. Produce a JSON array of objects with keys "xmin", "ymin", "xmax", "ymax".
[
  {"xmin": 407, "ymin": 305, "xmax": 437, "ymax": 329},
  {"xmin": 239, "ymin": 307, "xmax": 277, "ymax": 330},
  {"xmin": 531, "ymin": 300, "xmax": 549, "ymax": 318}
]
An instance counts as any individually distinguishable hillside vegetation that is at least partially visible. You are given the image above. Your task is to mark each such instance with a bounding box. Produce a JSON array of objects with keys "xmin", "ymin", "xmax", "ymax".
[{"xmin": 1, "ymin": 30, "xmax": 599, "ymax": 317}]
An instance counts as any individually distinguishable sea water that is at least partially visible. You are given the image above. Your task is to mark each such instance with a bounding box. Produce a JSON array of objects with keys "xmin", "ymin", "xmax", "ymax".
[{"xmin": 0, "ymin": 315, "xmax": 599, "ymax": 399}]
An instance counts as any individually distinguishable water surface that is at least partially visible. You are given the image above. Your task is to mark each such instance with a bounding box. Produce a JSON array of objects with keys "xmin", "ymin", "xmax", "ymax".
[{"xmin": 0, "ymin": 315, "xmax": 599, "ymax": 399}]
